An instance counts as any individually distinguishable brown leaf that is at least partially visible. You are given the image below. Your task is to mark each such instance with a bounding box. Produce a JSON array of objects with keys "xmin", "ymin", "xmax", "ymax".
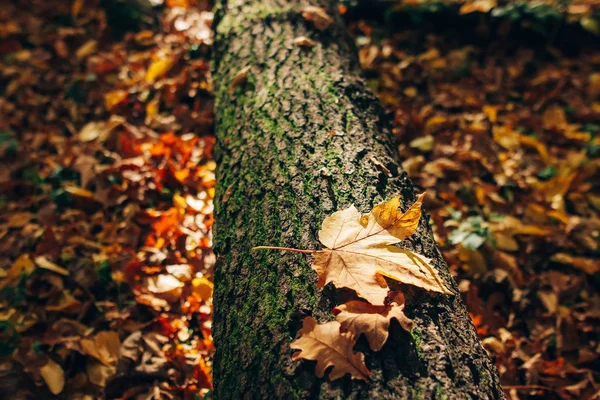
[
  {"xmin": 302, "ymin": 6, "xmax": 333, "ymax": 31},
  {"xmin": 312, "ymin": 193, "xmax": 450, "ymax": 305},
  {"xmin": 229, "ymin": 65, "xmax": 251, "ymax": 95},
  {"xmin": 81, "ymin": 331, "xmax": 121, "ymax": 366},
  {"xmin": 333, "ymin": 292, "xmax": 414, "ymax": 351},
  {"xmin": 290, "ymin": 317, "xmax": 369, "ymax": 381}
]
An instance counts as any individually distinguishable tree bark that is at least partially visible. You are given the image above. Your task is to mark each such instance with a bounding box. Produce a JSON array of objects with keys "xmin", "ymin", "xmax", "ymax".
[{"xmin": 211, "ymin": 0, "xmax": 504, "ymax": 398}]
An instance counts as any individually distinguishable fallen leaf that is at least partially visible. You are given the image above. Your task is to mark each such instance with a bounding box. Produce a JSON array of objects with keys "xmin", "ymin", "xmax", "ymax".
[
  {"xmin": 333, "ymin": 292, "xmax": 414, "ymax": 351},
  {"xmin": 551, "ymin": 253, "xmax": 600, "ymax": 274},
  {"xmin": 192, "ymin": 276, "xmax": 213, "ymax": 301},
  {"xmin": 290, "ymin": 317, "xmax": 369, "ymax": 381},
  {"xmin": 145, "ymin": 56, "xmax": 176, "ymax": 84},
  {"xmin": 0, "ymin": 254, "xmax": 36, "ymax": 289},
  {"xmin": 409, "ymin": 135, "xmax": 434, "ymax": 152},
  {"xmin": 6, "ymin": 212, "xmax": 36, "ymax": 227},
  {"xmin": 86, "ymin": 360, "xmax": 114, "ymax": 387},
  {"xmin": 302, "ymin": 6, "xmax": 333, "ymax": 31},
  {"xmin": 229, "ymin": 65, "xmax": 251, "ymax": 95},
  {"xmin": 40, "ymin": 359, "xmax": 65, "ymax": 395},
  {"xmin": 293, "ymin": 36, "xmax": 314, "ymax": 47},
  {"xmin": 76, "ymin": 40, "xmax": 97, "ymax": 59},
  {"xmin": 459, "ymin": 0, "xmax": 496, "ymax": 14},
  {"xmin": 81, "ymin": 331, "xmax": 121, "ymax": 366},
  {"xmin": 78, "ymin": 119, "xmax": 121, "ymax": 143},
  {"xmin": 312, "ymin": 193, "xmax": 450, "ymax": 304},
  {"xmin": 543, "ymin": 105, "xmax": 567, "ymax": 130},
  {"xmin": 105, "ymin": 90, "xmax": 128, "ymax": 111},
  {"xmin": 35, "ymin": 256, "xmax": 69, "ymax": 276}
]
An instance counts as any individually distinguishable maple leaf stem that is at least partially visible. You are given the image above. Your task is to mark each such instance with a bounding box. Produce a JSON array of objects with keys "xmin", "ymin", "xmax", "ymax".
[{"xmin": 252, "ymin": 246, "xmax": 315, "ymax": 254}]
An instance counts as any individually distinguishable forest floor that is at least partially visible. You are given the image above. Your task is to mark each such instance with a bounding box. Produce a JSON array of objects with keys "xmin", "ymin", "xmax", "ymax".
[{"xmin": 0, "ymin": 0, "xmax": 598, "ymax": 399}]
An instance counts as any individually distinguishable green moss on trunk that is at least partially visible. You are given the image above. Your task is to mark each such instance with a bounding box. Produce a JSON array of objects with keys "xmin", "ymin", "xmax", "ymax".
[{"xmin": 211, "ymin": 0, "xmax": 504, "ymax": 398}]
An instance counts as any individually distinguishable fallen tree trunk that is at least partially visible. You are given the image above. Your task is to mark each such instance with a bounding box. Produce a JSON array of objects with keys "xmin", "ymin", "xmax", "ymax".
[{"xmin": 211, "ymin": 0, "xmax": 504, "ymax": 398}]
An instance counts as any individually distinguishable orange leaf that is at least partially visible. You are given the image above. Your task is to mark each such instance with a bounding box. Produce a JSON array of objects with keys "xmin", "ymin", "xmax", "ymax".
[
  {"xmin": 333, "ymin": 292, "xmax": 414, "ymax": 351},
  {"xmin": 301, "ymin": 6, "xmax": 333, "ymax": 31}
]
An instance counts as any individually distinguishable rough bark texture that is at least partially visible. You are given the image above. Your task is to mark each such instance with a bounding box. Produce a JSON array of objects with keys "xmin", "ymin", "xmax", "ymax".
[{"xmin": 211, "ymin": 0, "xmax": 504, "ymax": 398}]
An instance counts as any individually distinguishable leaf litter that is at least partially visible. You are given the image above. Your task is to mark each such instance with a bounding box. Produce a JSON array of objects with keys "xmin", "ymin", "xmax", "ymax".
[{"xmin": 0, "ymin": 1, "xmax": 215, "ymax": 398}]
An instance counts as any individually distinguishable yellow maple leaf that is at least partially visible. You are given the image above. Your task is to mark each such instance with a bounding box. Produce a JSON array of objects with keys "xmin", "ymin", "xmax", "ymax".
[
  {"xmin": 333, "ymin": 292, "xmax": 414, "ymax": 351},
  {"xmin": 254, "ymin": 193, "xmax": 451, "ymax": 304},
  {"xmin": 312, "ymin": 193, "xmax": 450, "ymax": 304},
  {"xmin": 290, "ymin": 317, "xmax": 370, "ymax": 381}
]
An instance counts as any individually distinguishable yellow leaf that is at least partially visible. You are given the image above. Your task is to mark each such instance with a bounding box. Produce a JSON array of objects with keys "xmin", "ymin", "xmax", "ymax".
[
  {"xmin": 72, "ymin": 0, "xmax": 84, "ymax": 18},
  {"xmin": 40, "ymin": 359, "xmax": 65, "ymax": 395},
  {"xmin": 146, "ymin": 95, "xmax": 160, "ymax": 120},
  {"xmin": 425, "ymin": 115, "xmax": 448, "ymax": 133},
  {"xmin": 483, "ymin": 105, "xmax": 499, "ymax": 123},
  {"xmin": 105, "ymin": 90, "xmax": 128, "ymax": 111},
  {"xmin": 86, "ymin": 360, "xmax": 115, "ymax": 387},
  {"xmin": 312, "ymin": 193, "xmax": 450, "ymax": 305},
  {"xmin": 492, "ymin": 232, "xmax": 519, "ymax": 252},
  {"xmin": 0, "ymin": 254, "xmax": 36, "ymax": 289},
  {"xmin": 35, "ymin": 256, "xmax": 69, "ymax": 276},
  {"xmin": 492, "ymin": 125, "xmax": 520, "ymax": 150},
  {"xmin": 333, "ymin": 292, "xmax": 413, "ymax": 351},
  {"xmin": 459, "ymin": 0, "xmax": 496, "ymax": 14},
  {"xmin": 551, "ymin": 253, "xmax": 600, "ymax": 275},
  {"xmin": 192, "ymin": 277, "xmax": 213, "ymax": 301},
  {"xmin": 290, "ymin": 317, "xmax": 369, "ymax": 381},
  {"xmin": 76, "ymin": 40, "xmax": 97, "ymax": 59},
  {"xmin": 64, "ymin": 186, "xmax": 95, "ymax": 199},
  {"xmin": 145, "ymin": 56, "xmax": 176, "ymax": 84}
]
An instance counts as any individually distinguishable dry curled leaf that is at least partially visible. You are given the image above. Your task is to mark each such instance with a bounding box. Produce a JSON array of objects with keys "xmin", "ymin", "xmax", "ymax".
[
  {"xmin": 229, "ymin": 65, "xmax": 251, "ymax": 95},
  {"xmin": 290, "ymin": 317, "xmax": 370, "ymax": 381},
  {"xmin": 333, "ymin": 292, "xmax": 414, "ymax": 351},
  {"xmin": 293, "ymin": 36, "xmax": 314, "ymax": 47},
  {"xmin": 302, "ymin": 6, "xmax": 333, "ymax": 31},
  {"xmin": 312, "ymin": 193, "xmax": 451, "ymax": 305}
]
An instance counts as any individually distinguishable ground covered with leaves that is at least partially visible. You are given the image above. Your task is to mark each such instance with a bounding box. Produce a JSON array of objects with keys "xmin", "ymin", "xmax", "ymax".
[
  {"xmin": 0, "ymin": 0, "xmax": 598, "ymax": 399},
  {"xmin": 349, "ymin": 9, "xmax": 600, "ymax": 399},
  {"xmin": 1, "ymin": 1, "xmax": 215, "ymax": 398}
]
